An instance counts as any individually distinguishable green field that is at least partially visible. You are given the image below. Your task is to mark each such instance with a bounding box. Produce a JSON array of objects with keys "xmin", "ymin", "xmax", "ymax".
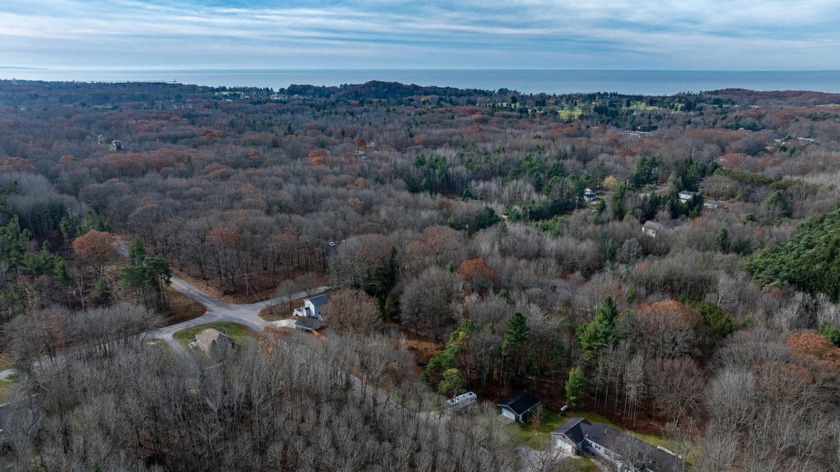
[
  {"xmin": 557, "ymin": 107, "xmax": 583, "ymax": 119},
  {"xmin": 173, "ymin": 322, "xmax": 255, "ymax": 349},
  {"xmin": 629, "ymin": 101, "xmax": 660, "ymax": 111},
  {"xmin": 510, "ymin": 409, "xmax": 619, "ymax": 448}
]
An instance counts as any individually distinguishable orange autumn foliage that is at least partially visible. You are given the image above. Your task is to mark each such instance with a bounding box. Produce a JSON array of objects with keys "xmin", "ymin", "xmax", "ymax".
[
  {"xmin": 0, "ymin": 157, "xmax": 38, "ymax": 173},
  {"xmin": 72, "ymin": 230, "xmax": 118, "ymax": 268},
  {"xmin": 786, "ymin": 331, "xmax": 840, "ymax": 374},
  {"xmin": 457, "ymin": 258, "xmax": 498, "ymax": 292}
]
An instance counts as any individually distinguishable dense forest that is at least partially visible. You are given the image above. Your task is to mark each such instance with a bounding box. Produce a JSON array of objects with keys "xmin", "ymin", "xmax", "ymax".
[{"xmin": 0, "ymin": 79, "xmax": 839, "ymax": 471}]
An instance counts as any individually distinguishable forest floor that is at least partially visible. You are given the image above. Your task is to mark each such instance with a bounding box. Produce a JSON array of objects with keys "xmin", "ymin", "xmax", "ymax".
[
  {"xmin": 162, "ymin": 286, "xmax": 207, "ymax": 325},
  {"xmin": 0, "ymin": 353, "xmax": 13, "ymax": 371},
  {"xmin": 258, "ymin": 298, "xmax": 305, "ymax": 321}
]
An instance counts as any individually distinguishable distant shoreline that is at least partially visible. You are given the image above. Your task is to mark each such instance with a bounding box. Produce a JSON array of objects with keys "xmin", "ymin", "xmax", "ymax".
[
  {"xmin": 2, "ymin": 69, "xmax": 839, "ymax": 95},
  {"xmin": 0, "ymin": 66, "xmax": 46, "ymax": 70}
]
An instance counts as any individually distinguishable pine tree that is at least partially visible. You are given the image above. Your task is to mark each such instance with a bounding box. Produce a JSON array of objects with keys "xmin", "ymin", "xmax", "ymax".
[
  {"xmin": 566, "ymin": 367, "xmax": 587, "ymax": 409},
  {"xmin": 576, "ymin": 297, "xmax": 618, "ymax": 359},
  {"xmin": 502, "ymin": 312, "xmax": 529, "ymax": 384}
]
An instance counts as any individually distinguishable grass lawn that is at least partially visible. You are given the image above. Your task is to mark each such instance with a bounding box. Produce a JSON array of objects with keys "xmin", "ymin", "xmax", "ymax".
[
  {"xmin": 629, "ymin": 101, "xmax": 660, "ymax": 111},
  {"xmin": 558, "ymin": 107, "xmax": 583, "ymax": 120},
  {"xmin": 173, "ymin": 322, "xmax": 255, "ymax": 349},
  {"xmin": 0, "ymin": 377, "xmax": 18, "ymax": 403},
  {"xmin": 571, "ymin": 458, "xmax": 601, "ymax": 472},
  {"xmin": 163, "ymin": 286, "xmax": 207, "ymax": 325},
  {"xmin": 510, "ymin": 409, "xmax": 613, "ymax": 449},
  {"xmin": 512, "ymin": 408, "xmax": 698, "ymax": 467}
]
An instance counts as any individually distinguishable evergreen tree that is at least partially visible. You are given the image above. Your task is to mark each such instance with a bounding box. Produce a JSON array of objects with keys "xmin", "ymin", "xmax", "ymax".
[
  {"xmin": 565, "ymin": 367, "xmax": 587, "ymax": 409},
  {"xmin": 610, "ymin": 183, "xmax": 629, "ymax": 220},
  {"xmin": 575, "ymin": 297, "xmax": 618, "ymax": 360},
  {"xmin": 437, "ymin": 368, "xmax": 466, "ymax": 396},
  {"xmin": 120, "ymin": 243, "xmax": 172, "ymax": 312},
  {"xmin": 128, "ymin": 237, "xmax": 146, "ymax": 266},
  {"xmin": 715, "ymin": 227, "xmax": 730, "ymax": 253},
  {"xmin": 502, "ymin": 312, "xmax": 529, "ymax": 384}
]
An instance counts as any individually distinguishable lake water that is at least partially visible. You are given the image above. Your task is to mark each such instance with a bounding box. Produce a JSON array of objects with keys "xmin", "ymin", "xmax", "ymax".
[{"xmin": 2, "ymin": 68, "xmax": 839, "ymax": 96}]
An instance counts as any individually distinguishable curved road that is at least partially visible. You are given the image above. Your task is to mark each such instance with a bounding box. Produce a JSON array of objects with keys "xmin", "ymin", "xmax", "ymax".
[
  {"xmin": 0, "ymin": 247, "xmax": 328, "ymax": 380},
  {"xmin": 154, "ymin": 273, "xmax": 328, "ymax": 352}
]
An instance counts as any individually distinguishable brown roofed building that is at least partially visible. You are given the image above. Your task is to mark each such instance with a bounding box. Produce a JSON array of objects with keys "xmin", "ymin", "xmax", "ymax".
[{"xmin": 194, "ymin": 328, "xmax": 235, "ymax": 356}]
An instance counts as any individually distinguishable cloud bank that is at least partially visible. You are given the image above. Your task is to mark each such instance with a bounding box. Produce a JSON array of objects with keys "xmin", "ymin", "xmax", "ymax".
[{"xmin": 1, "ymin": 0, "xmax": 837, "ymax": 69}]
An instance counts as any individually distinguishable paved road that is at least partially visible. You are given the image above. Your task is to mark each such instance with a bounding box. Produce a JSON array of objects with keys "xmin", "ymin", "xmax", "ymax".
[
  {"xmin": 151, "ymin": 277, "xmax": 329, "ymax": 354},
  {"xmin": 0, "ymin": 241, "xmax": 329, "ymax": 379}
]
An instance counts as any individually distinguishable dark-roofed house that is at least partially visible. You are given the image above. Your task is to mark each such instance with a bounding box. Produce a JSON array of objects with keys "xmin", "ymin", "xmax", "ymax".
[
  {"xmin": 552, "ymin": 418, "xmax": 684, "ymax": 472},
  {"xmin": 194, "ymin": 328, "xmax": 235, "ymax": 356},
  {"xmin": 498, "ymin": 391, "xmax": 540, "ymax": 423},
  {"xmin": 295, "ymin": 316, "xmax": 324, "ymax": 333},
  {"xmin": 294, "ymin": 293, "xmax": 331, "ymax": 319},
  {"xmin": 553, "ymin": 417, "xmax": 589, "ymax": 454}
]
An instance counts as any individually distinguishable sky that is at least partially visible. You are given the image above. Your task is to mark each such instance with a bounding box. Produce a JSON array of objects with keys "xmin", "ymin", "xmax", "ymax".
[{"xmin": 1, "ymin": 0, "xmax": 838, "ymax": 70}]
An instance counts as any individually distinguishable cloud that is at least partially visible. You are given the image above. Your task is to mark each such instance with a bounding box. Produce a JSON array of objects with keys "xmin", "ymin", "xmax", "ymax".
[{"xmin": 0, "ymin": 0, "xmax": 838, "ymax": 69}]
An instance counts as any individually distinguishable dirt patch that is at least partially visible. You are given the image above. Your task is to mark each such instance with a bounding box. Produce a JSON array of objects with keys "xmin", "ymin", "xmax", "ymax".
[
  {"xmin": 403, "ymin": 331, "xmax": 443, "ymax": 366},
  {"xmin": 171, "ymin": 269, "xmax": 324, "ymax": 305},
  {"xmin": 170, "ymin": 271, "xmax": 278, "ymax": 304}
]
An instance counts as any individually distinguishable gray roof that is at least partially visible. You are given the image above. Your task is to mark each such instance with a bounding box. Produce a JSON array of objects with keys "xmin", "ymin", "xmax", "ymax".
[
  {"xmin": 295, "ymin": 317, "xmax": 324, "ymax": 331},
  {"xmin": 307, "ymin": 293, "xmax": 330, "ymax": 308},
  {"xmin": 579, "ymin": 422, "xmax": 683, "ymax": 472},
  {"xmin": 498, "ymin": 391, "xmax": 539, "ymax": 415},
  {"xmin": 552, "ymin": 417, "xmax": 589, "ymax": 446},
  {"xmin": 642, "ymin": 220, "xmax": 664, "ymax": 230}
]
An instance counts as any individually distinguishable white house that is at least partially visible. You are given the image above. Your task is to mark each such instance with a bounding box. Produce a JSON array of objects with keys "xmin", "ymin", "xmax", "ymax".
[
  {"xmin": 294, "ymin": 293, "xmax": 331, "ymax": 319},
  {"xmin": 642, "ymin": 221, "xmax": 664, "ymax": 238},
  {"xmin": 678, "ymin": 190, "xmax": 699, "ymax": 203},
  {"xmin": 552, "ymin": 418, "xmax": 683, "ymax": 472}
]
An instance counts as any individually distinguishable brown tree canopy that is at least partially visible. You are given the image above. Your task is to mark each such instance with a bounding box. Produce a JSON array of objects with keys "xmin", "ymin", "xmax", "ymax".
[
  {"xmin": 322, "ymin": 288, "xmax": 382, "ymax": 335},
  {"xmin": 457, "ymin": 257, "xmax": 498, "ymax": 293},
  {"xmin": 635, "ymin": 300, "xmax": 702, "ymax": 358},
  {"xmin": 72, "ymin": 230, "xmax": 118, "ymax": 270},
  {"xmin": 786, "ymin": 330, "xmax": 840, "ymax": 377}
]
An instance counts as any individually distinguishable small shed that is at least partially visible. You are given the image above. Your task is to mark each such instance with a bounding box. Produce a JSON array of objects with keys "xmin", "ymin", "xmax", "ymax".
[{"xmin": 498, "ymin": 391, "xmax": 540, "ymax": 423}]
